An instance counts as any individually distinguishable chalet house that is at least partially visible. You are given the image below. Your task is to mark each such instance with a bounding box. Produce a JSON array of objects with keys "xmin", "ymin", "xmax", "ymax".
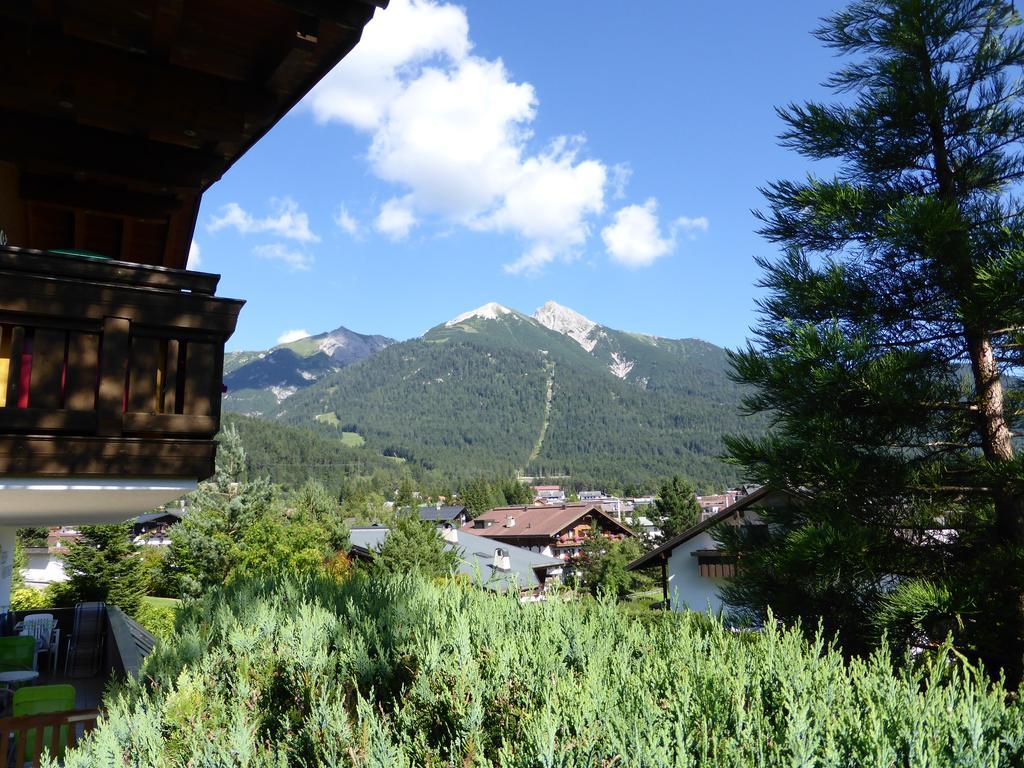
[
  {"xmin": 349, "ymin": 526, "xmax": 564, "ymax": 598},
  {"xmin": 463, "ymin": 503, "xmax": 635, "ymax": 561},
  {"xmin": 531, "ymin": 485, "xmax": 566, "ymax": 505},
  {"xmin": 417, "ymin": 504, "xmax": 470, "ymax": 527},
  {"xmin": 132, "ymin": 509, "xmax": 186, "ymax": 546},
  {"xmin": 626, "ymin": 487, "xmax": 790, "ymax": 613}
]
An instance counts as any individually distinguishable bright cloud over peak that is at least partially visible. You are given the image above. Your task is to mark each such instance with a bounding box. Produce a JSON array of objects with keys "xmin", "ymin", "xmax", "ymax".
[
  {"xmin": 305, "ymin": 0, "xmax": 610, "ymax": 273},
  {"xmin": 277, "ymin": 329, "xmax": 311, "ymax": 345},
  {"xmin": 602, "ymin": 199, "xmax": 707, "ymax": 269}
]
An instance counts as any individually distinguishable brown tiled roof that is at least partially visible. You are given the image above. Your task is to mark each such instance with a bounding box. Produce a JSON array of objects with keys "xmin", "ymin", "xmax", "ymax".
[{"xmin": 463, "ymin": 503, "xmax": 633, "ymax": 539}]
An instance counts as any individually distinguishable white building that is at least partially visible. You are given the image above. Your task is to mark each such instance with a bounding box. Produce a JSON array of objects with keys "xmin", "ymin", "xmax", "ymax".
[{"xmin": 626, "ymin": 487, "xmax": 788, "ymax": 614}]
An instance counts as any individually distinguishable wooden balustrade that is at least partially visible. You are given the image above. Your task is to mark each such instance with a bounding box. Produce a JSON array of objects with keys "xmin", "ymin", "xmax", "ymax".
[
  {"xmin": 0, "ymin": 708, "xmax": 99, "ymax": 768},
  {"xmin": 0, "ymin": 247, "xmax": 243, "ymax": 479}
]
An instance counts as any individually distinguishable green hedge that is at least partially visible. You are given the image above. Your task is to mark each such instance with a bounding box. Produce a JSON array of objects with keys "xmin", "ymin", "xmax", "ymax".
[{"xmin": 64, "ymin": 575, "xmax": 1023, "ymax": 766}]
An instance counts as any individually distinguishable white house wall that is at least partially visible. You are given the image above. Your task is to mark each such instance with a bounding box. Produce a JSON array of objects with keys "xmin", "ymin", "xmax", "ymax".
[{"xmin": 666, "ymin": 530, "xmax": 729, "ymax": 614}]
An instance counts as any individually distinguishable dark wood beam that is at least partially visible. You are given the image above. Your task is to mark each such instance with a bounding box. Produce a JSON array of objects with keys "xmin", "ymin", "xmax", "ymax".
[
  {"xmin": 0, "ymin": 110, "xmax": 226, "ymax": 190},
  {"xmin": 0, "ymin": 22, "xmax": 276, "ymax": 143},
  {"xmin": 19, "ymin": 173, "xmax": 183, "ymax": 220},
  {"xmin": 271, "ymin": 0, "xmax": 385, "ymax": 27}
]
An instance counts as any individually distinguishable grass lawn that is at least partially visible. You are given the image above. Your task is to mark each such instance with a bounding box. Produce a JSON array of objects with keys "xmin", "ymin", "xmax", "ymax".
[
  {"xmin": 142, "ymin": 596, "xmax": 181, "ymax": 608},
  {"xmin": 340, "ymin": 430, "xmax": 365, "ymax": 447}
]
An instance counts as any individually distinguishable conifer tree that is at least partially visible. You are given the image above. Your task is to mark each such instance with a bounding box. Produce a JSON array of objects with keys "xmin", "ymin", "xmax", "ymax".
[
  {"xmin": 371, "ymin": 512, "xmax": 459, "ymax": 578},
  {"xmin": 61, "ymin": 523, "xmax": 146, "ymax": 614},
  {"xmin": 655, "ymin": 476, "xmax": 702, "ymax": 538},
  {"xmin": 725, "ymin": 0, "xmax": 1024, "ymax": 680}
]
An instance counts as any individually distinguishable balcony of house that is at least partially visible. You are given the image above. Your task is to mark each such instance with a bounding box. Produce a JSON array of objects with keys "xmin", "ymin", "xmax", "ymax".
[
  {"xmin": 0, "ymin": 604, "xmax": 155, "ymax": 767},
  {"xmin": 0, "ymin": 246, "xmax": 243, "ymax": 525}
]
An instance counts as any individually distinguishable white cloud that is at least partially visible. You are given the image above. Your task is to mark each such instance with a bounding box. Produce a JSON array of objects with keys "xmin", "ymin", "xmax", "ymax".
[
  {"xmin": 305, "ymin": 0, "xmax": 609, "ymax": 273},
  {"xmin": 187, "ymin": 240, "xmax": 201, "ymax": 269},
  {"xmin": 253, "ymin": 243, "xmax": 314, "ymax": 272},
  {"xmin": 334, "ymin": 205, "xmax": 360, "ymax": 236},
  {"xmin": 610, "ymin": 163, "xmax": 632, "ymax": 200},
  {"xmin": 375, "ymin": 197, "xmax": 418, "ymax": 240},
  {"xmin": 675, "ymin": 216, "xmax": 710, "ymax": 238},
  {"xmin": 602, "ymin": 198, "xmax": 701, "ymax": 269},
  {"xmin": 208, "ymin": 198, "xmax": 320, "ymax": 244},
  {"xmin": 277, "ymin": 329, "xmax": 311, "ymax": 344}
]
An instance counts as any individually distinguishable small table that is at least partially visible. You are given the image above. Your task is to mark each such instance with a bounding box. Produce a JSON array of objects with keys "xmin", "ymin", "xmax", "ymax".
[
  {"xmin": 0, "ymin": 671, "xmax": 38, "ymax": 686},
  {"xmin": 0, "ymin": 670, "xmax": 39, "ymax": 711}
]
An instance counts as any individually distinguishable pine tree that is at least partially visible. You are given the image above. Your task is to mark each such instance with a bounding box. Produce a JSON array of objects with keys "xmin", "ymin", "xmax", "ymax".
[
  {"xmin": 371, "ymin": 512, "xmax": 459, "ymax": 578},
  {"xmin": 655, "ymin": 477, "xmax": 702, "ymax": 538},
  {"xmin": 61, "ymin": 524, "xmax": 146, "ymax": 614},
  {"xmin": 725, "ymin": 0, "xmax": 1024, "ymax": 680}
]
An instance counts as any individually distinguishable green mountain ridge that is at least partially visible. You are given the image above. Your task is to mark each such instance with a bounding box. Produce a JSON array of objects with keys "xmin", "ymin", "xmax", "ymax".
[{"xmin": 226, "ymin": 302, "xmax": 765, "ymax": 489}]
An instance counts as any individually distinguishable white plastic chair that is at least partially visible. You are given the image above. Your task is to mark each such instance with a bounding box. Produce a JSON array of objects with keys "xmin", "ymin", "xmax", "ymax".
[{"xmin": 19, "ymin": 614, "xmax": 58, "ymax": 673}]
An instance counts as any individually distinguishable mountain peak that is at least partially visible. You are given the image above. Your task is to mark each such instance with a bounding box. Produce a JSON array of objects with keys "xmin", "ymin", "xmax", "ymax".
[
  {"xmin": 445, "ymin": 302, "xmax": 516, "ymax": 327},
  {"xmin": 533, "ymin": 301, "xmax": 598, "ymax": 351}
]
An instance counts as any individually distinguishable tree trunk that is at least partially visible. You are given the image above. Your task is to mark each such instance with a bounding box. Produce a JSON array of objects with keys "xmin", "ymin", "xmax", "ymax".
[
  {"xmin": 965, "ymin": 331, "xmax": 1024, "ymax": 684},
  {"xmin": 918, "ymin": 35, "xmax": 1024, "ymax": 684}
]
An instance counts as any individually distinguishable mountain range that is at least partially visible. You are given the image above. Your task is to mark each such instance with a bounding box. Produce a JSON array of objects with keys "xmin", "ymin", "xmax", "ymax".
[{"xmin": 223, "ymin": 302, "xmax": 764, "ymax": 489}]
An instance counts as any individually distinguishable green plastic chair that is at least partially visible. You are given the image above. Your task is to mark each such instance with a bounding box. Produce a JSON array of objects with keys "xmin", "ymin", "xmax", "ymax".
[
  {"xmin": 12, "ymin": 684, "xmax": 76, "ymax": 763},
  {"xmin": 0, "ymin": 636, "xmax": 36, "ymax": 673}
]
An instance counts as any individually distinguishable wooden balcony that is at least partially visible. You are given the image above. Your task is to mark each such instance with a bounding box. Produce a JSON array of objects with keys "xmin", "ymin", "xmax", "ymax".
[{"xmin": 0, "ymin": 247, "xmax": 243, "ymax": 482}]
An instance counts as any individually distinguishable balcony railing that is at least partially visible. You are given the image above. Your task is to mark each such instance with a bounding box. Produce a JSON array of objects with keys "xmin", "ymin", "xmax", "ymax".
[{"xmin": 0, "ymin": 247, "xmax": 243, "ymax": 480}]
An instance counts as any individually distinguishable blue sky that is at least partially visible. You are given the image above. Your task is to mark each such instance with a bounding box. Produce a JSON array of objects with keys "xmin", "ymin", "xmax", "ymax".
[{"xmin": 196, "ymin": 0, "xmax": 843, "ymax": 352}]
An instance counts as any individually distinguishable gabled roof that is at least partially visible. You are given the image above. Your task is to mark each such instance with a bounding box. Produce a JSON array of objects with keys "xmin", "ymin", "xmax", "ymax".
[
  {"xmin": 626, "ymin": 486, "xmax": 777, "ymax": 572},
  {"xmin": 417, "ymin": 505, "xmax": 468, "ymax": 523},
  {"xmin": 463, "ymin": 503, "xmax": 634, "ymax": 539},
  {"xmin": 348, "ymin": 527, "xmax": 563, "ymax": 592},
  {"xmin": 134, "ymin": 510, "xmax": 185, "ymax": 525}
]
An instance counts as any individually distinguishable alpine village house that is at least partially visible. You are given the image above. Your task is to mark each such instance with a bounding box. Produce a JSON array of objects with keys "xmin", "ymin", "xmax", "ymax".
[{"xmin": 0, "ymin": 0, "xmax": 384, "ymax": 759}]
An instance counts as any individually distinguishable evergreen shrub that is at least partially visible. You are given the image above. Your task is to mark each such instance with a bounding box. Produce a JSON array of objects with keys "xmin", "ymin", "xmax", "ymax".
[{"xmin": 63, "ymin": 575, "xmax": 1023, "ymax": 766}]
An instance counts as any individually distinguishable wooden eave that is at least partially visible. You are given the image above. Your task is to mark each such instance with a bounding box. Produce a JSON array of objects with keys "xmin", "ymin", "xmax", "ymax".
[{"xmin": 0, "ymin": 0, "xmax": 386, "ymax": 269}]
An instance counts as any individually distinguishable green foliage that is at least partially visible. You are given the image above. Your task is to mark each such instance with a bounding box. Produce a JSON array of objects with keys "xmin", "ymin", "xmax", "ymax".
[
  {"xmin": 459, "ymin": 476, "xmax": 532, "ymax": 515},
  {"xmin": 577, "ymin": 534, "xmax": 647, "ymax": 599},
  {"xmin": 133, "ymin": 601, "xmax": 177, "ymax": 642},
  {"xmin": 62, "ymin": 575, "xmax": 1024, "ymax": 766},
  {"xmin": 17, "ymin": 527, "xmax": 48, "ymax": 548},
  {"xmin": 725, "ymin": 0, "xmax": 1024, "ymax": 679},
  {"xmin": 370, "ymin": 513, "xmax": 459, "ymax": 579},
  {"xmin": 654, "ymin": 475, "xmax": 702, "ymax": 538},
  {"xmin": 167, "ymin": 429, "xmax": 349, "ymax": 597},
  {"xmin": 59, "ymin": 523, "xmax": 146, "ymax": 614},
  {"xmin": 224, "ymin": 413, "xmax": 435, "ymax": 500},
  {"xmin": 10, "ymin": 587, "xmax": 48, "ymax": 612}
]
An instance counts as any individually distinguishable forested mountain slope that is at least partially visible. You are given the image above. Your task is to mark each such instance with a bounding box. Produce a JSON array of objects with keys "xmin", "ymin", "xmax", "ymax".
[{"xmin": 255, "ymin": 303, "xmax": 764, "ymax": 489}]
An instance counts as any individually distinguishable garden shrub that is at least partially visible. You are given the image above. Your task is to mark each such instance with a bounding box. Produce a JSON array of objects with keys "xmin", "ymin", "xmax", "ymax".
[{"xmin": 62, "ymin": 574, "xmax": 1024, "ymax": 767}]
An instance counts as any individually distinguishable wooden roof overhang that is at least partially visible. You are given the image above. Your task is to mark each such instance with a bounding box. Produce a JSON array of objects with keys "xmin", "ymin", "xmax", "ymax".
[{"xmin": 0, "ymin": 0, "xmax": 386, "ymax": 269}]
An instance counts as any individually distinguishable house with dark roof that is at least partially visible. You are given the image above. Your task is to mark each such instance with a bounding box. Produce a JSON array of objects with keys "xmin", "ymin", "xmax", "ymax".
[
  {"xmin": 463, "ymin": 503, "xmax": 635, "ymax": 561},
  {"xmin": 626, "ymin": 487, "xmax": 792, "ymax": 613},
  {"xmin": 348, "ymin": 526, "xmax": 564, "ymax": 598},
  {"xmin": 417, "ymin": 504, "xmax": 470, "ymax": 527}
]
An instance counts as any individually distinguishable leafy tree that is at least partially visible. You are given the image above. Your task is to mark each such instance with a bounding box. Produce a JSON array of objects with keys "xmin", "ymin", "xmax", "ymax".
[
  {"xmin": 655, "ymin": 477, "xmax": 702, "ymax": 538},
  {"xmin": 725, "ymin": 0, "xmax": 1024, "ymax": 680},
  {"xmin": 577, "ymin": 533, "xmax": 646, "ymax": 599},
  {"xmin": 371, "ymin": 512, "xmax": 459, "ymax": 578},
  {"xmin": 17, "ymin": 528, "xmax": 48, "ymax": 548},
  {"xmin": 61, "ymin": 523, "xmax": 146, "ymax": 614}
]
